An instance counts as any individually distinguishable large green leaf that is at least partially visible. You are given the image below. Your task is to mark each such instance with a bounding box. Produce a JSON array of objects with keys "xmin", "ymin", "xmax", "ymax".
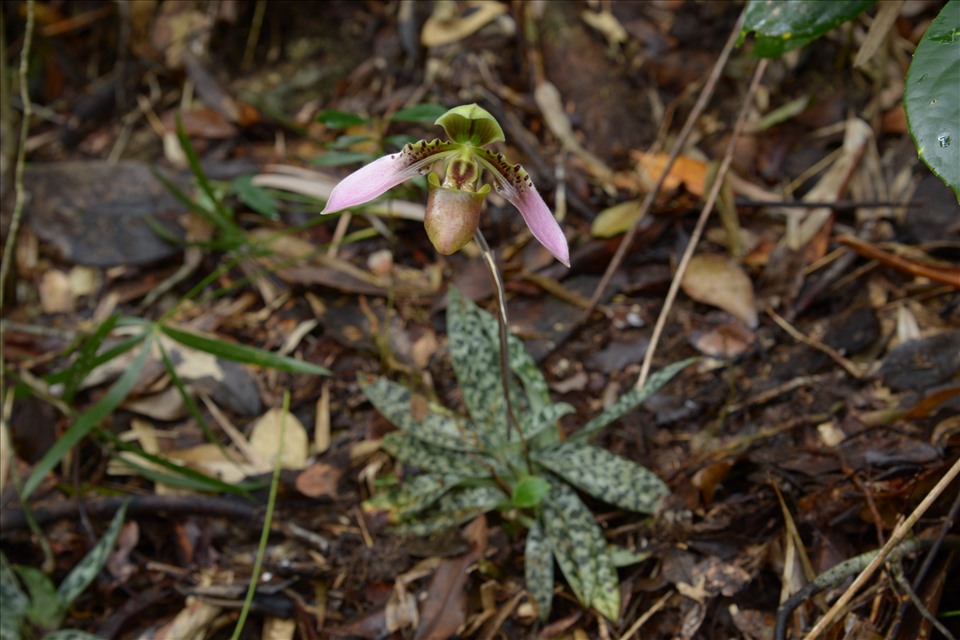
[
  {"xmin": 905, "ymin": 0, "xmax": 960, "ymax": 199},
  {"xmin": 740, "ymin": 0, "xmax": 875, "ymax": 57},
  {"xmin": 159, "ymin": 325, "xmax": 330, "ymax": 376},
  {"xmin": 56, "ymin": 502, "xmax": 129, "ymax": 610},
  {"xmin": 534, "ymin": 443, "xmax": 669, "ymax": 514},
  {"xmin": 571, "ymin": 358, "xmax": 696, "ymax": 442},
  {"xmin": 0, "ymin": 553, "xmax": 28, "ymax": 640},
  {"xmin": 359, "ymin": 377, "xmax": 479, "ymax": 451},
  {"xmin": 524, "ymin": 520, "xmax": 554, "ymax": 621},
  {"xmin": 541, "ymin": 482, "xmax": 620, "ymax": 621}
]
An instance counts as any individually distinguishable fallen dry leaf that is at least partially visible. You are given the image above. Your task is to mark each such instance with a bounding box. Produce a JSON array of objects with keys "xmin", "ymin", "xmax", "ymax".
[
  {"xmin": 295, "ymin": 461, "xmax": 344, "ymax": 499},
  {"xmin": 632, "ymin": 151, "xmax": 708, "ymax": 197},
  {"xmin": 681, "ymin": 254, "xmax": 758, "ymax": 328},
  {"xmin": 249, "ymin": 407, "xmax": 310, "ymax": 470}
]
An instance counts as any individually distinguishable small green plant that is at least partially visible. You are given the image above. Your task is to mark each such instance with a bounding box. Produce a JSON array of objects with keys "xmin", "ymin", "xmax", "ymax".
[
  {"xmin": 0, "ymin": 503, "xmax": 128, "ymax": 640},
  {"xmin": 361, "ymin": 287, "xmax": 693, "ymax": 621}
]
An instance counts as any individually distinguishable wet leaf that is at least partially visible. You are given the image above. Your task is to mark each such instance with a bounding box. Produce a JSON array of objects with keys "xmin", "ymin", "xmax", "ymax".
[
  {"xmin": 740, "ymin": 0, "xmax": 875, "ymax": 57},
  {"xmin": 534, "ymin": 443, "xmax": 669, "ymax": 513},
  {"xmin": 681, "ymin": 254, "xmax": 758, "ymax": 328},
  {"xmin": 904, "ymin": 0, "xmax": 960, "ymax": 199}
]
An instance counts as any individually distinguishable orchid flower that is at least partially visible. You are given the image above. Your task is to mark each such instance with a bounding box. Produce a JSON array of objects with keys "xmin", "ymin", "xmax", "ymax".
[{"xmin": 321, "ymin": 104, "xmax": 570, "ymax": 267}]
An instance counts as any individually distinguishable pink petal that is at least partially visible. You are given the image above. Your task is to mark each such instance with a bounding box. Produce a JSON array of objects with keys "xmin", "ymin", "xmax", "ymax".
[
  {"xmin": 321, "ymin": 140, "xmax": 458, "ymax": 214},
  {"xmin": 476, "ymin": 150, "xmax": 570, "ymax": 266}
]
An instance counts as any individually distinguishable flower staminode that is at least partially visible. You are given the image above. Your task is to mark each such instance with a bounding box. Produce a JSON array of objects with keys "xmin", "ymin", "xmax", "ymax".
[{"xmin": 321, "ymin": 104, "xmax": 570, "ymax": 266}]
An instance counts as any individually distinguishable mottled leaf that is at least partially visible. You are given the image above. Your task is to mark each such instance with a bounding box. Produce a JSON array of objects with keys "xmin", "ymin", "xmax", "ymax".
[
  {"xmin": 541, "ymin": 482, "xmax": 620, "ymax": 621},
  {"xmin": 524, "ymin": 520, "xmax": 554, "ymax": 621},
  {"xmin": 392, "ymin": 486, "xmax": 505, "ymax": 536},
  {"xmin": 572, "ymin": 358, "xmax": 696, "ymax": 442},
  {"xmin": 360, "ymin": 377, "xmax": 480, "ymax": 451},
  {"xmin": 534, "ymin": 443, "xmax": 669, "ymax": 514},
  {"xmin": 0, "ymin": 554, "xmax": 27, "ymax": 640},
  {"xmin": 364, "ymin": 473, "xmax": 464, "ymax": 522},
  {"xmin": 522, "ymin": 402, "xmax": 574, "ymax": 445},
  {"xmin": 447, "ymin": 287, "xmax": 508, "ymax": 445},
  {"xmin": 56, "ymin": 502, "xmax": 129, "ymax": 609},
  {"xmin": 381, "ymin": 433, "xmax": 494, "ymax": 478}
]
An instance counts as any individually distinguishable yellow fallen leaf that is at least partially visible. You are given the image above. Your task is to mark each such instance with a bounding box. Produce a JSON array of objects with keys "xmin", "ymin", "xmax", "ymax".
[
  {"xmin": 632, "ymin": 151, "xmax": 708, "ymax": 197},
  {"xmin": 681, "ymin": 254, "xmax": 758, "ymax": 328},
  {"xmin": 249, "ymin": 407, "xmax": 309, "ymax": 470}
]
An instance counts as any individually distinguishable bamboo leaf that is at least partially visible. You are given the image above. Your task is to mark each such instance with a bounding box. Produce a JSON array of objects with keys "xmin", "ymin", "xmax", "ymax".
[
  {"xmin": 159, "ymin": 324, "xmax": 330, "ymax": 376},
  {"xmin": 534, "ymin": 443, "xmax": 668, "ymax": 514}
]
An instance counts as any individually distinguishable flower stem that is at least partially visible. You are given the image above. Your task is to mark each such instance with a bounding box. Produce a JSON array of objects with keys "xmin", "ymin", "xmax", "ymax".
[{"xmin": 473, "ymin": 231, "xmax": 529, "ymax": 461}]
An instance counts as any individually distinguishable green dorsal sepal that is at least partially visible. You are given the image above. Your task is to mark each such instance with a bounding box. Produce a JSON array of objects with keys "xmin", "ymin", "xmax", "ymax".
[{"xmin": 435, "ymin": 104, "xmax": 506, "ymax": 147}]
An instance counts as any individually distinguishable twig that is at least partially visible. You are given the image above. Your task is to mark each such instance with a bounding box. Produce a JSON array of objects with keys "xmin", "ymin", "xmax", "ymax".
[
  {"xmin": 0, "ymin": 494, "xmax": 258, "ymax": 534},
  {"xmin": 800, "ymin": 456, "xmax": 960, "ymax": 639},
  {"xmin": 767, "ymin": 309, "xmax": 866, "ymax": 379},
  {"xmin": 580, "ymin": 7, "xmax": 747, "ymax": 328},
  {"xmin": 888, "ymin": 485, "xmax": 960, "ymax": 638},
  {"xmin": 775, "ymin": 534, "xmax": 960, "ymax": 640},
  {"xmin": 634, "ymin": 57, "xmax": 769, "ymax": 390}
]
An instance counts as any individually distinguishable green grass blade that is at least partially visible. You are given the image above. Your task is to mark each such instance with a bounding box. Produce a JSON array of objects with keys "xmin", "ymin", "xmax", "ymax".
[
  {"xmin": 21, "ymin": 335, "xmax": 152, "ymax": 501},
  {"xmin": 61, "ymin": 314, "xmax": 120, "ymax": 403},
  {"xmin": 158, "ymin": 324, "xmax": 330, "ymax": 376}
]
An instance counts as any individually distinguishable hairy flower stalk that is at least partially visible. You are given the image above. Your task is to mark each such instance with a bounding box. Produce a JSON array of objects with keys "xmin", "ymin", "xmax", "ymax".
[{"xmin": 321, "ymin": 104, "xmax": 569, "ymax": 266}]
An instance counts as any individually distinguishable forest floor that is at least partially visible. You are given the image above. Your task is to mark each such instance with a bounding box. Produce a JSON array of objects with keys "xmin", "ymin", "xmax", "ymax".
[{"xmin": 1, "ymin": 1, "xmax": 958, "ymax": 639}]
